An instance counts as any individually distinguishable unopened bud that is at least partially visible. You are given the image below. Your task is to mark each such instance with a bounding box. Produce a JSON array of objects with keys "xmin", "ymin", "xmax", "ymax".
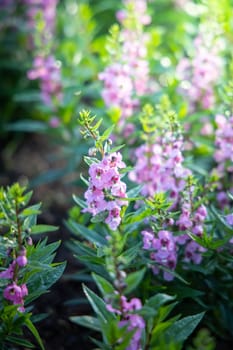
[
  {"xmin": 88, "ymin": 147, "xmax": 97, "ymax": 156},
  {"xmin": 16, "ymin": 255, "xmax": 28, "ymax": 267}
]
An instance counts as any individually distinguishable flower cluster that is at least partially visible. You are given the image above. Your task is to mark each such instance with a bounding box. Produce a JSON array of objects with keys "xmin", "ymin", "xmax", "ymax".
[
  {"xmin": 142, "ymin": 230, "xmax": 177, "ymax": 281},
  {"xmin": 24, "ymin": 0, "xmax": 58, "ymax": 44},
  {"xmin": 176, "ymin": 33, "xmax": 222, "ymax": 111},
  {"xmin": 107, "ymin": 296, "xmax": 145, "ymax": 350},
  {"xmin": 25, "ymin": 0, "xmax": 63, "ymax": 110},
  {"xmin": 213, "ymin": 114, "xmax": 233, "ymax": 208},
  {"xmin": 129, "ymin": 131, "xmax": 191, "ymax": 205},
  {"xmin": 0, "ymin": 248, "xmax": 28, "ymax": 312},
  {"xmin": 83, "ymin": 152, "xmax": 127, "ymax": 230},
  {"xmin": 116, "ymin": 0, "xmax": 151, "ymax": 26},
  {"xmin": 28, "ymin": 55, "xmax": 62, "ymax": 106},
  {"xmin": 99, "ymin": 0, "xmax": 150, "ymax": 125},
  {"xmin": 119, "ymin": 296, "xmax": 145, "ymax": 350},
  {"xmin": 214, "ymin": 114, "xmax": 233, "ymax": 168},
  {"xmin": 142, "ymin": 203, "xmax": 207, "ymax": 281},
  {"xmin": 176, "ymin": 203, "xmax": 207, "ymax": 264}
]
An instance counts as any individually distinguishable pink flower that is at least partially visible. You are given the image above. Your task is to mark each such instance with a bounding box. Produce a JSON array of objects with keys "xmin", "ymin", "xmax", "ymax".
[
  {"xmin": 141, "ymin": 230, "xmax": 154, "ymax": 249},
  {"xmin": 143, "ymin": 230, "xmax": 177, "ymax": 281},
  {"xmin": 226, "ymin": 214, "xmax": 233, "ymax": 226},
  {"xmin": 184, "ymin": 241, "xmax": 205, "ymax": 265},
  {"xmin": 49, "ymin": 116, "xmax": 60, "ymax": 128},
  {"xmin": 0, "ymin": 261, "xmax": 16, "ymax": 279},
  {"xmin": 99, "ymin": 0, "xmax": 151, "ymax": 127},
  {"xmin": 84, "ymin": 152, "xmax": 127, "ymax": 230},
  {"xmin": 3, "ymin": 282, "xmax": 28, "ymax": 311},
  {"xmin": 16, "ymin": 255, "xmax": 28, "ymax": 267},
  {"xmin": 176, "ymin": 33, "xmax": 222, "ymax": 111},
  {"xmin": 105, "ymin": 204, "xmax": 122, "ymax": 231}
]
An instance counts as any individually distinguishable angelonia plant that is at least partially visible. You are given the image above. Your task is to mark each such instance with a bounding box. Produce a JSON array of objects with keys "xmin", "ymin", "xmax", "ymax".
[
  {"xmin": 0, "ymin": 183, "xmax": 65, "ymax": 350},
  {"xmin": 26, "ymin": 0, "xmax": 63, "ymax": 114},
  {"xmin": 67, "ymin": 110, "xmax": 206, "ymax": 350},
  {"xmin": 99, "ymin": 0, "xmax": 151, "ymax": 131}
]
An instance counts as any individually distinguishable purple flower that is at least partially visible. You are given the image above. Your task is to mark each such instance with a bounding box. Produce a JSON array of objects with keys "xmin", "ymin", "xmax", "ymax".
[
  {"xmin": 119, "ymin": 296, "xmax": 145, "ymax": 350},
  {"xmin": 3, "ymin": 282, "xmax": 28, "ymax": 311},
  {"xmin": 25, "ymin": 0, "xmax": 63, "ymax": 109},
  {"xmin": 99, "ymin": 0, "xmax": 151, "ymax": 128},
  {"xmin": 105, "ymin": 204, "xmax": 122, "ymax": 231},
  {"xmin": 176, "ymin": 32, "xmax": 222, "ymax": 111},
  {"xmin": 141, "ymin": 230, "xmax": 154, "ymax": 249},
  {"xmin": 142, "ymin": 230, "xmax": 177, "ymax": 281},
  {"xmin": 226, "ymin": 214, "xmax": 233, "ymax": 226},
  {"xmin": 184, "ymin": 241, "xmax": 206, "ymax": 265},
  {"xmin": 0, "ymin": 261, "xmax": 16, "ymax": 279},
  {"xmin": 16, "ymin": 255, "xmax": 28, "ymax": 267},
  {"xmin": 84, "ymin": 152, "xmax": 127, "ymax": 230},
  {"xmin": 129, "ymin": 133, "xmax": 191, "ymax": 206}
]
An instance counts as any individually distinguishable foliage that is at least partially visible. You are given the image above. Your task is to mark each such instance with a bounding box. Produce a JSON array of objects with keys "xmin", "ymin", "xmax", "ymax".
[
  {"xmin": 1, "ymin": 0, "xmax": 233, "ymax": 349},
  {"xmin": 0, "ymin": 183, "xmax": 65, "ymax": 349}
]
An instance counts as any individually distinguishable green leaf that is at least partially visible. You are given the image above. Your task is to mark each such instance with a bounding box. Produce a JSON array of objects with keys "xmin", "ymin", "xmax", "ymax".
[
  {"xmin": 123, "ymin": 207, "xmax": 151, "ymax": 225},
  {"xmin": 25, "ymin": 319, "xmax": 45, "ymax": 350},
  {"xmin": 109, "ymin": 144, "xmax": 125, "ymax": 153},
  {"xmin": 157, "ymin": 302, "xmax": 179, "ymax": 323},
  {"xmin": 152, "ymin": 315, "xmax": 181, "ymax": 341},
  {"xmin": 99, "ymin": 125, "xmax": 115, "ymax": 142},
  {"xmin": 91, "ymin": 211, "xmax": 109, "ymax": 223},
  {"xmin": 80, "ymin": 173, "xmax": 89, "ymax": 186},
  {"xmin": 124, "ymin": 268, "xmax": 146, "ymax": 294},
  {"xmin": 72, "ymin": 194, "xmax": 87, "ymax": 209},
  {"xmin": 146, "ymin": 294, "xmax": 175, "ymax": 310},
  {"xmin": 90, "ymin": 337, "xmax": 112, "ymax": 350},
  {"xmin": 30, "ymin": 224, "xmax": 58, "ymax": 235},
  {"xmin": 228, "ymin": 192, "xmax": 233, "ymax": 201},
  {"xmin": 168, "ymin": 285, "xmax": 204, "ymax": 299},
  {"xmin": 5, "ymin": 120, "xmax": 47, "ymax": 132},
  {"xmin": 83, "ymin": 285, "xmax": 116, "ymax": 323},
  {"xmin": 210, "ymin": 206, "xmax": 233, "ymax": 235},
  {"xmin": 70, "ymin": 315, "xmax": 101, "ymax": 332},
  {"xmin": 23, "ymin": 204, "xmax": 41, "ymax": 228},
  {"xmin": 92, "ymin": 273, "xmax": 115, "ymax": 296},
  {"xmin": 164, "ymin": 312, "xmax": 205, "ymax": 344},
  {"xmin": 119, "ymin": 244, "xmax": 141, "ymax": 265},
  {"xmin": 5, "ymin": 336, "xmax": 35, "ymax": 348},
  {"xmin": 126, "ymin": 185, "xmax": 143, "ymax": 198},
  {"xmin": 93, "ymin": 118, "xmax": 103, "ymax": 131},
  {"xmin": 66, "ymin": 220, "xmax": 107, "ymax": 246},
  {"xmin": 83, "ymin": 156, "xmax": 99, "ymax": 166},
  {"xmin": 66, "ymin": 240, "xmax": 96, "ymax": 257},
  {"xmin": 26, "ymin": 262, "xmax": 66, "ymax": 303},
  {"xmin": 20, "ymin": 204, "xmax": 41, "ymax": 217}
]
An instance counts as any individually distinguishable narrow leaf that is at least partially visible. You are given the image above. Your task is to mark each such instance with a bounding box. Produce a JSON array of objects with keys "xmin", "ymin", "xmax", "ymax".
[
  {"xmin": 70, "ymin": 316, "xmax": 101, "ymax": 332},
  {"xmin": 124, "ymin": 268, "xmax": 146, "ymax": 294},
  {"xmin": 164, "ymin": 312, "xmax": 205, "ymax": 343},
  {"xmin": 83, "ymin": 284, "xmax": 116, "ymax": 323},
  {"xmin": 73, "ymin": 194, "xmax": 87, "ymax": 209},
  {"xmin": 92, "ymin": 273, "xmax": 115, "ymax": 296},
  {"xmin": 25, "ymin": 319, "xmax": 45, "ymax": 350},
  {"xmin": 30, "ymin": 225, "xmax": 58, "ymax": 235},
  {"xmin": 67, "ymin": 220, "xmax": 107, "ymax": 246}
]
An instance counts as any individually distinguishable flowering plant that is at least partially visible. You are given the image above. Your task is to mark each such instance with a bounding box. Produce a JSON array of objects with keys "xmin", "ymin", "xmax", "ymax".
[
  {"xmin": 0, "ymin": 183, "xmax": 65, "ymax": 349},
  {"xmin": 67, "ymin": 110, "xmax": 207, "ymax": 349}
]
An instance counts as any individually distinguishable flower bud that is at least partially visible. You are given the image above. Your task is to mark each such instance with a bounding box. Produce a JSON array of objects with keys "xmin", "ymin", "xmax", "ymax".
[{"xmin": 16, "ymin": 255, "xmax": 28, "ymax": 267}]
